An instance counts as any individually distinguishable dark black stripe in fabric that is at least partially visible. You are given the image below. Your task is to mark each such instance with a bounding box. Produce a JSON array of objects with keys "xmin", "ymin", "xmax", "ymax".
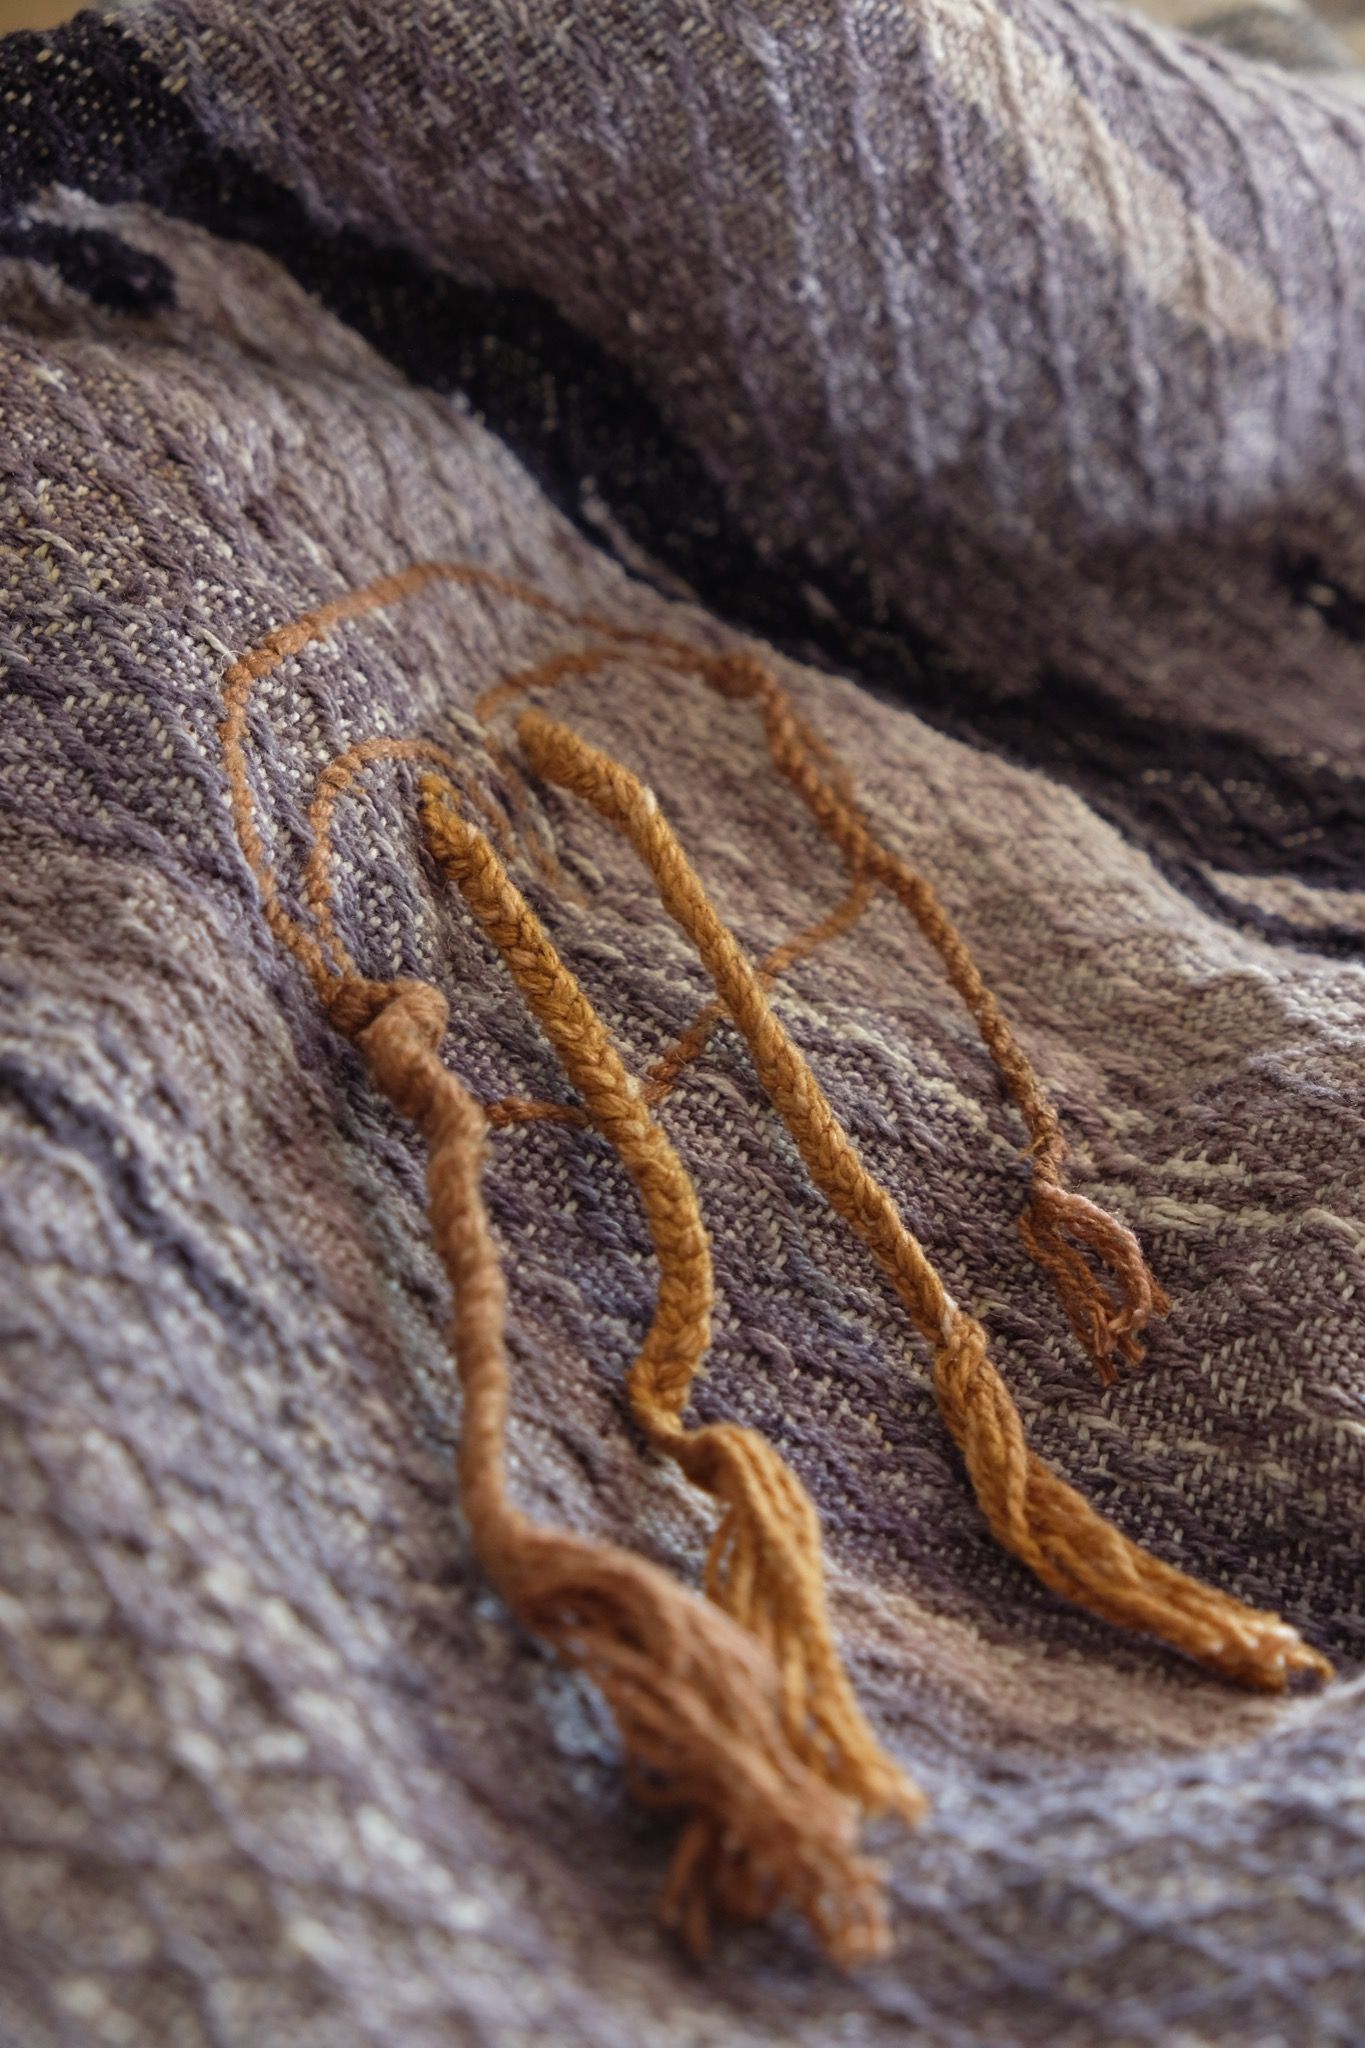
[
  {"xmin": 1278, "ymin": 551, "xmax": 1365, "ymax": 647},
  {"xmin": 0, "ymin": 218, "xmax": 174, "ymax": 311}
]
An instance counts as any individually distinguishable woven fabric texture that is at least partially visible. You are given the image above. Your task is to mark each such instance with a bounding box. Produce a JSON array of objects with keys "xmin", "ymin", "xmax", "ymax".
[{"xmin": 2, "ymin": 3, "xmax": 1364, "ymax": 2042}]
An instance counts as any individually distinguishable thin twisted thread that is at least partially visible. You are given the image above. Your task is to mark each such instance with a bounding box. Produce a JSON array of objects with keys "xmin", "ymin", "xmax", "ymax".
[
  {"xmin": 517, "ymin": 707, "xmax": 1331, "ymax": 1694},
  {"xmin": 305, "ymin": 735, "xmax": 513, "ymax": 973}
]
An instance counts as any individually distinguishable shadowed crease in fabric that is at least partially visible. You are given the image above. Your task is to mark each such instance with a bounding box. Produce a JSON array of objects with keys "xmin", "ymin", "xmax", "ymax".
[{"xmin": 217, "ymin": 557, "xmax": 1331, "ymax": 1962}]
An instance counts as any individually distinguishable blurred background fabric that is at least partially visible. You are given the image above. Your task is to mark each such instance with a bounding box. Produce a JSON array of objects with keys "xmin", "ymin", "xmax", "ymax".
[
  {"xmin": 2, "ymin": 0, "xmax": 1359, "ymax": 84},
  {"xmin": 0, "ymin": 1, "xmax": 81, "ymax": 27}
]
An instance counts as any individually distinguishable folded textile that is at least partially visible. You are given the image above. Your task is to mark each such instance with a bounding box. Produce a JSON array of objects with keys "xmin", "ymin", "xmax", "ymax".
[{"xmin": 1, "ymin": 3, "xmax": 1363, "ymax": 2043}]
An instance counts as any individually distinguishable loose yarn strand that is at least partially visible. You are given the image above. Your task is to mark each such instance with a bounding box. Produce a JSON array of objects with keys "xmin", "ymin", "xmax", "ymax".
[
  {"xmin": 336, "ymin": 974, "xmax": 893, "ymax": 1964},
  {"xmin": 701, "ymin": 651, "xmax": 1169, "ymax": 1385},
  {"xmin": 419, "ymin": 778, "xmax": 924, "ymax": 1832},
  {"xmin": 516, "ymin": 707, "xmax": 1330, "ymax": 1694}
]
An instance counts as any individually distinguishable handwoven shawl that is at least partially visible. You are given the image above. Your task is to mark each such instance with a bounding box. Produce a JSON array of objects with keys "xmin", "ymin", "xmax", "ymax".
[{"xmin": 2, "ymin": 2, "xmax": 1363, "ymax": 2042}]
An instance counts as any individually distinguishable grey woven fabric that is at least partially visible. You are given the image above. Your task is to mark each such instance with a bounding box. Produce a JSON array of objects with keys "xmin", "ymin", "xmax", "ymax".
[{"xmin": 2, "ymin": 3, "xmax": 1364, "ymax": 2043}]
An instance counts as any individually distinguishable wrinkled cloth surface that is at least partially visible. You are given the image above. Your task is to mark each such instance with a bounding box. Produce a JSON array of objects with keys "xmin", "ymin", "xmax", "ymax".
[{"xmin": 2, "ymin": 3, "xmax": 1365, "ymax": 2043}]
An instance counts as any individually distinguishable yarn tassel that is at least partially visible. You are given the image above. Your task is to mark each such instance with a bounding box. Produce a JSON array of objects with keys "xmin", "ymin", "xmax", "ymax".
[{"xmin": 329, "ymin": 973, "xmax": 897, "ymax": 1964}]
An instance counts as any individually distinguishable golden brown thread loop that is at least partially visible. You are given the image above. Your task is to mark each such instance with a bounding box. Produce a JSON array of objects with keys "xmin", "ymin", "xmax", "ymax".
[
  {"xmin": 219, "ymin": 573, "xmax": 923, "ymax": 1963},
  {"xmin": 304, "ymin": 736, "xmax": 512, "ymax": 974},
  {"xmin": 516, "ymin": 707, "xmax": 1331, "ymax": 1694},
  {"xmin": 420, "ymin": 778, "xmax": 924, "ymax": 1828}
]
